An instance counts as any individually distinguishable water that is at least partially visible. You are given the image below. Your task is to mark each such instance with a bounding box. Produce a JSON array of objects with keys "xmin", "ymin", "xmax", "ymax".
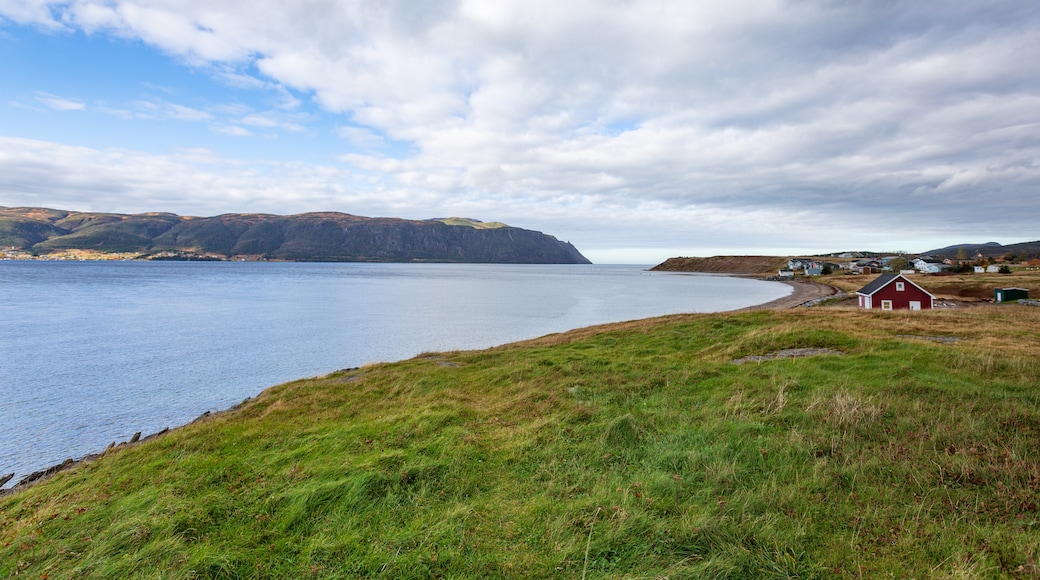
[{"xmin": 0, "ymin": 261, "xmax": 790, "ymax": 487}]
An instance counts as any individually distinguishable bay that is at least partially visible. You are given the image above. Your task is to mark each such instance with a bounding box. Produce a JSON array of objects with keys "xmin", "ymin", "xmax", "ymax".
[{"xmin": 0, "ymin": 261, "xmax": 790, "ymax": 487}]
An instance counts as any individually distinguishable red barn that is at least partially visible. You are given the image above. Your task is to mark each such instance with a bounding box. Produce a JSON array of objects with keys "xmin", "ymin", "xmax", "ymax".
[{"xmin": 856, "ymin": 274, "xmax": 934, "ymax": 310}]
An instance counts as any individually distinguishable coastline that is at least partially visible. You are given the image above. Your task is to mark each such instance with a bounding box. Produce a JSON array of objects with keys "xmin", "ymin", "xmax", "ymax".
[
  {"xmin": 1, "ymin": 275, "xmax": 837, "ymax": 496},
  {"xmin": 733, "ymin": 277, "xmax": 841, "ymax": 311}
]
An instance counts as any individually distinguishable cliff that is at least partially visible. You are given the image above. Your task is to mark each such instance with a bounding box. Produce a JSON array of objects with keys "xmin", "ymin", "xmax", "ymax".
[{"xmin": 0, "ymin": 207, "xmax": 591, "ymax": 264}]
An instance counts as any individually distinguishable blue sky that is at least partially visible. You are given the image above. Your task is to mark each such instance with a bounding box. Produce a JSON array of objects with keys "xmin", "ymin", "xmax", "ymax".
[
  {"xmin": 1, "ymin": 26, "xmax": 341, "ymax": 158},
  {"xmin": 1, "ymin": 1, "xmax": 1039, "ymax": 263}
]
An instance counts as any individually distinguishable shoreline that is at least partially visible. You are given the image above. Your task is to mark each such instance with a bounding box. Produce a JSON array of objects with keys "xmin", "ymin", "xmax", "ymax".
[
  {"xmin": 733, "ymin": 277, "xmax": 841, "ymax": 311},
  {"xmin": 1, "ymin": 276, "xmax": 835, "ymax": 496}
]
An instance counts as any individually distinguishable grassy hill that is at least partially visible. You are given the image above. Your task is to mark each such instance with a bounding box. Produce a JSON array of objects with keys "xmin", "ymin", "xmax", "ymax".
[
  {"xmin": 651, "ymin": 256, "xmax": 790, "ymax": 275},
  {"xmin": 2, "ymin": 307, "xmax": 1039, "ymax": 578}
]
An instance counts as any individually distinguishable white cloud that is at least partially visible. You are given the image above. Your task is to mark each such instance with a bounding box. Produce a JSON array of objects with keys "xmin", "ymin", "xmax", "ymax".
[
  {"xmin": 210, "ymin": 125, "xmax": 250, "ymax": 137},
  {"xmin": 240, "ymin": 113, "xmax": 304, "ymax": 132},
  {"xmin": 34, "ymin": 91, "xmax": 85, "ymax": 111},
  {"xmin": 0, "ymin": 135, "xmax": 361, "ymax": 214},
  {"xmin": 336, "ymin": 125, "xmax": 386, "ymax": 151},
  {"xmin": 167, "ymin": 103, "xmax": 210, "ymax": 121}
]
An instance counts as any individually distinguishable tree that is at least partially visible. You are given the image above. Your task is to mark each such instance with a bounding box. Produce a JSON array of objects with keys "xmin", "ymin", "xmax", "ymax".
[{"xmin": 888, "ymin": 257, "xmax": 909, "ymax": 272}]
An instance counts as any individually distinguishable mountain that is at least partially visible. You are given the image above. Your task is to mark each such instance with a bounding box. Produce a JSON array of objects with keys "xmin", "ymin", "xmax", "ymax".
[
  {"xmin": 922, "ymin": 240, "xmax": 1040, "ymax": 259},
  {"xmin": 0, "ymin": 207, "xmax": 591, "ymax": 264}
]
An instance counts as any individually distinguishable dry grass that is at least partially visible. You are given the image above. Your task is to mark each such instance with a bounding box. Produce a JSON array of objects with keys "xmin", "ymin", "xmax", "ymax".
[{"xmin": 807, "ymin": 390, "xmax": 883, "ymax": 427}]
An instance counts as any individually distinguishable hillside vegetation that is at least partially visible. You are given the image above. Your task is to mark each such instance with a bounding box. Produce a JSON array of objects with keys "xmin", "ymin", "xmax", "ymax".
[
  {"xmin": 651, "ymin": 256, "xmax": 789, "ymax": 275},
  {"xmin": 0, "ymin": 207, "xmax": 590, "ymax": 264},
  {"xmin": 3, "ymin": 306, "xmax": 1039, "ymax": 578}
]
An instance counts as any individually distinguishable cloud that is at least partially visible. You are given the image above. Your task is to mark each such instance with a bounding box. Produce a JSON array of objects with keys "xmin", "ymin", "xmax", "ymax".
[
  {"xmin": 34, "ymin": 91, "xmax": 86, "ymax": 111},
  {"xmin": 1, "ymin": 1, "xmax": 1039, "ymax": 260},
  {"xmin": 0, "ymin": 135, "xmax": 358, "ymax": 213},
  {"xmin": 336, "ymin": 125, "xmax": 386, "ymax": 151},
  {"xmin": 166, "ymin": 103, "xmax": 210, "ymax": 121},
  {"xmin": 210, "ymin": 124, "xmax": 251, "ymax": 137},
  {"xmin": 240, "ymin": 113, "xmax": 305, "ymax": 132}
]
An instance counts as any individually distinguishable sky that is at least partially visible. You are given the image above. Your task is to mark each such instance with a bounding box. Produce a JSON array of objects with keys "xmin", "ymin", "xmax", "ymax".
[{"xmin": 1, "ymin": 1, "xmax": 1038, "ymax": 264}]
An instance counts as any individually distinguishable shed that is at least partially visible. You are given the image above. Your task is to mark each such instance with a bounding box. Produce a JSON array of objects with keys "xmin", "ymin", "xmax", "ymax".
[
  {"xmin": 995, "ymin": 288, "xmax": 1029, "ymax": 303},
  {"xmin": 856, "ymin": 274, "xmax": 935, "ymax": 310}
]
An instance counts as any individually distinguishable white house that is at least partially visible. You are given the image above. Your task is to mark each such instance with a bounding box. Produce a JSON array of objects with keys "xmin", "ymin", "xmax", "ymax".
[
  {"xmin": 787, "ymin": 258, "xmax": 817, "ymax": 271},
  {"xmin": 913, "ymin": 258, "xmax": 945, "ymax": 274},
  {"xmin": 974, "ymin": 266, "xmax": 985, "ymax": 273}
]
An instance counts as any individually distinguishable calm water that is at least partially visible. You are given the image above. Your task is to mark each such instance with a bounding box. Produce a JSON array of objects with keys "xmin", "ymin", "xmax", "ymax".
[{"xmin": 0, "ymin": 261, "xmax": 790, "ymax": 487}]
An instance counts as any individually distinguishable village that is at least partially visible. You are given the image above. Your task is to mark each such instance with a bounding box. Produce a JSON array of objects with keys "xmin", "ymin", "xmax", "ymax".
[{"xmin": 779, "ymin": 252, "xmax": 1039, "ymax": 311}]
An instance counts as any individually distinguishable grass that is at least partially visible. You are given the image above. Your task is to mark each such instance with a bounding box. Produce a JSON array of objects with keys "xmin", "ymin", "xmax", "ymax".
[
  {"xmin": 437, "ymin": 217, "xmax": 508, "ymax": 229},
  {"xmin": 2, "ymin": 307, "xmax": 1039, "ymax": 578}
]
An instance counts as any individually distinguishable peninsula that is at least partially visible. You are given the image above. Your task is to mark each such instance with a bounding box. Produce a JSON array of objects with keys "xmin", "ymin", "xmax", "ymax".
[{"xmin": 0, "ymin": 207, "xmax": 591, "ymax": 264}]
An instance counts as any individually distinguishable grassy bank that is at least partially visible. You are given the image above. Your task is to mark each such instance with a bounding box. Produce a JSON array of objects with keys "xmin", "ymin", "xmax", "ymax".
[{"xmin": 2, "ymin": 307, "xmax": 1039, "ymax": 578}]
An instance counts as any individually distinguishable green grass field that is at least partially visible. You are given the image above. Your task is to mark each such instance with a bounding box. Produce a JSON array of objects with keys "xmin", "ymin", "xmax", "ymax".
[{"xmin": 3, "ymin": 306, "xmax": 1039, "ymax": 578}]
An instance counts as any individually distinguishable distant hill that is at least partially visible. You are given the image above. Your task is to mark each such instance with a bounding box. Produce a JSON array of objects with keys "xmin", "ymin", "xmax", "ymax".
[
  {"xmin": 922, "ymin": 240, "xmax": 1040, "ymax": 259},
  {"xmin": 650, "ymin": 256, "xmax": 788, "ymax": 274},
  {"xmin": 0, "ymin": 207, "xmax": 591, "ymax": 264}
]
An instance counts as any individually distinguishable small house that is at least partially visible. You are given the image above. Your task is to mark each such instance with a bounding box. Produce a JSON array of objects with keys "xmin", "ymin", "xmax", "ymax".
[
  {"xmin": 857, "ymin": 274, "xmax": 935, "ymax": 311},
  {"xmin": 787, "ymin": 258, "xmax": 814, "ymax": 271},
  {"xmin": 778, "ymin": 269, "xmax": 795, "ymax": 278},
  {"xmin": 913, "ymin": 258, "xmax": 946, "ymax": 274},
  {"xmin": 995, "ymin": 288, "xmax": 1029, "ymax": 303},
  {"xmin": 805, "ymin": 267, "xmax": 823, "ymax": 276},
  {"xmin": 974, "ymin": 266, "xmax": 985, "ymax": 273},
  {"xmin": 986, "ymin": 265, "xmax": 1000, "ymax": 273}
]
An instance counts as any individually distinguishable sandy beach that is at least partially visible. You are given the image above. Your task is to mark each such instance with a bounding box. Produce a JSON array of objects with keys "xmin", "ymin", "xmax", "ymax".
[{"xmin": 735, "ymin": 278, "xmax": 841, "ymax": 311}]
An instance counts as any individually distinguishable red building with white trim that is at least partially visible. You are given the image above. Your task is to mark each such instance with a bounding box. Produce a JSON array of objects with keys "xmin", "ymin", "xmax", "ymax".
[{"xmin": 856, "ymin": 274, "xmax": 934, "ymax": 310}]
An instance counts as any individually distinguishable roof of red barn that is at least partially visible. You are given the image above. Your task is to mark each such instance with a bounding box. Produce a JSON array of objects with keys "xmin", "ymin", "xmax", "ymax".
[{"xmin": 856, "ymin": 274, "xmax": 936, "ymax": 298}]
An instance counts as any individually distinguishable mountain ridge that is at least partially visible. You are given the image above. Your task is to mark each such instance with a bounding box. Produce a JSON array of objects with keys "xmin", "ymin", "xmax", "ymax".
[
  {"xmin": 0, "ymin": 207, "xmax": 591, "ymax": 264},
  {"xmin": 921, "ymin": 240, "xmax": 1040, "ymax": 258}
]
